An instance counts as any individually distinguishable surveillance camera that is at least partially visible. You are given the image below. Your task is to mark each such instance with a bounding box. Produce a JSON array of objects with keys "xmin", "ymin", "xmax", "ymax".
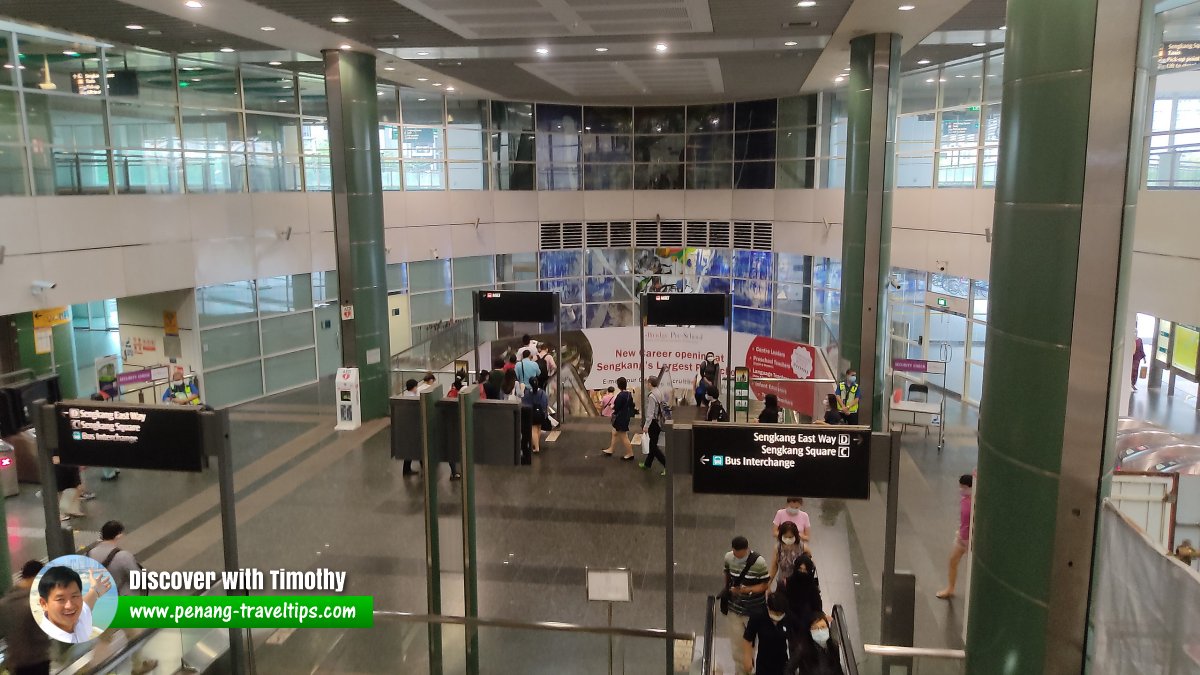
[{"xmin": 30, "ymin": 280, "xmax": 56, "ymax": 294}]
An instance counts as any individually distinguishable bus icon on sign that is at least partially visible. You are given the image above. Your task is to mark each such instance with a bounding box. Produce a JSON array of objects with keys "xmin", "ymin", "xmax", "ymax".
[
  {"xmin": 485, "ymin": 292, "xmax": 500, "ymax": 299},
  {"xmin": 655, "ymin": 295, "xmax": 670, "ymax": 301}
]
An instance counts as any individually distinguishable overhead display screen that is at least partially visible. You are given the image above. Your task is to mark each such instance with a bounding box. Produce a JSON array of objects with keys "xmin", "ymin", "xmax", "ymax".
[
  {"xmin": 644, "ymin": 293, "xmax": 728, "ymax": 326},
  {"xmin": 692, "ymin": 422, "xmax": 871, "ymax": 499},
  {"xmin": 55, "ymin": 402, "xmax": 205, "ymax": 472},
  {"xmin": 477, "ymin": 290, "xmax": 557, "ymax": 323}
]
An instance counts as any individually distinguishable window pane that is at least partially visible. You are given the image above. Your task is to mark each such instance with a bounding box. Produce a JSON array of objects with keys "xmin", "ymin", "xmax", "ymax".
[
  {"xmin": 733, "ymin": 161, "xmax": 774, "ymax": 188},
  {"xmin": 538, "ymin": 163, "xmax": 580, "ymax": 190},
  {"xmin": 491, "ymin": 101, "xmax": 534, "ymax": 131},
  {"xmin": 941, "ymin": 59, "xmax": 984, "ymax": 108},
  {"xmin": 983, "ymin": 104, "xmax": 1001, "ymax": 144},
  {"xmin": 540, "ymin": 278, "xmax": 583, "ymax": 304},
  {"xmin": 199, "ymin": 282, "xmax": 259, "ymax": 327},
  {"xmin": 897, "ymin": 113, "xmax": 936, "ymax": 152},
  {"xmin": 937, "ymin": 149, "xmax": 978, "ymax": 187},
  {"xmin": 25, "ymin": 93, "xmax": 106, "ymax": 149},
  {"xmin": 688, "ymin": 133, "xmax": 733, "ymax": 162},
  {"xmin": 493, "ymin": 161, "xmax": 535, "ymax": 190},
  {"xmin": 1152, "ymin": 99, "xmax": 1174, "ymax": 134},
  {"xmin": 103, "ymin": 48, "xmax": 176, "ymax": 105},
  {"xmin": 586, "ymin": 276, "xmax": 635, "ymax": 302},
  {"xmin": 410, "ymin": 291, "xmax": 453, "ymax": 324},
  {"xmin": 777, "ymin": 253, "xmax": 810, "ymax": 283},
  {"xmin": 449, "ymin": 162, "xmax": 486, "ymax": 189},
  {"xmin": 403, "ymin": 127, "xmax": 443, "ymax": 160},
  {"xmin": 776, "ymin": 127, "xmax": 815, "ymax": 159},
  {"xmin": 778, "ymin": 95, "xmax": 817, "ymax": 128},
  {"xmin": 777, "ymin": 283, "xmax": 810, "ymax": 316},
  {"xmin": 452, "ymin": 256, "xmax": 495, "ymax": 287},
  {"xmin": 584, "ymin": 164, "xmax": 632, "ymax": 190},
  {"xmin": 261, "ymin": 312, "xmax": 315, "ymax": 354},
  {"xmin": 246, "ymin": 114, "xmax": 301, "ymax": 154},
  {"xmin": 17, "ymin": 36, "xmax": 101, "ymax": 93},
  {"xmin": 734, "ymin": 279, "xmax": 773, "ymax": 309},
  {"xmin": 686, "ymin": 162, "xmax": 732, "ymax": 189},
  {"xmin": 410, "ymin": 259, "xmax": 451, "ymax": 292},
  {"xmin": 491, "ymin": 131, "xmax": 535, "ymax": 163},
  {"xmin": 0, "ymin": 33, "xmax": 12, "ymax": 86},
  {"xmin": 0, "ymin": 90, "xmax": 22, "ymax": 144},
  {"xmin": 109, "ymin": 102, "xmax": 179, "ymax": 149},
  {"xmin": 584, "ymin": 106, "xmax": 633, "ymax": 133},
  {"xmin": 635, "ymin": 162, "xmax": 683, "ymax": 189},
  {"xmin": 635, "ymin": 106, "xmax": 685, "ymax": 134},
  {"xmin": 774, "ymin": 312, "xmax": 809, "ymax": 343},
  {"xmin": 265, "ymin": 348, "xmax": 316, "ymax": 393},
  {"xmin": 981, "ymin": 146, "xmax": 999, "ymax": 187},
  {"xmin": 447, "ymin": 129, "xmax": 486, "ymax": 161},
  {"xmin": 896, "ymin": 154, "xmax": 934, "ymax": 188},
  {"xmin": 733, "ymin": 307, "xmax": 772, "ymax": 335},
  {"xmin": 200, "ymin": 322, "xmax": 261, "ymax": 368},
  {"xmin": 297, "ymin": 75, "xmax": 326, "ymax": 117},
  {"xmin": 940, "ymin": 109, "xmax": 980, "ymax": 148},
  {"xmin": 687, "ymin": 103, "xmax": 734, "ymax": 133},
  {"xmin": 204, "ymin": 361, "xmax": 263, "ymax": 408},
  {"xmin": 178, "ymin": 59, "xmax": 240, "ymax": 109},
  {"xmin": 901, "ymin": 72, "xmax": 939, "ymax": 113},
  {"xmin": 0, "ymin": 145, "xmax": 29, "ymax": 196},
  {"xmin": 537, "ymin": 133, "xmax": 581, "ymax": 164},
  {"xmin": 635, "ymin": 134, "xmax": 685, "ymax": 163},
  {"xmin": 401, "ymin": 90, "xmax": 444, "ymax": 125},
  {"xmin": 539, "ymin": 251, "xmax": 584, "ymax": 278},
  {"xmin": 582, "ymin": 134, "xmax": 632, "ymax": 163},
  {"xmin": 983, "ymin": 53, "xmax": 1004, "ymax": 104},
  {"xmin": 734, "ymin": 250, "xmax": 774, "ymax": 279},
  {"xmin": 115, "ymin": 149, "xmax": 183, "ymax": 194},
  {"xmin": 446, "ymin": 98, "xmax": 486, "ymax": 126},
  {"xmin": 385, "ymin": 263, "xmax": 408, "ymax": 292},
  {"xmin": 242, "ymin": 67, "xmax": 298, "ymax": 114},
  {"xmin": 182, "ymin": 109, "xmax": 242, "ymax": 151},
  {"xmin": 377, "ymin": 85, "xmax": 399, "ymax": 124},
  {"xmin": 777, "ymin": 159, "xmax": 814, "ymax": 188},
  {"xmin": 734, "ymin": 131, "xmax": 776, "ymax": 161},
  {"xmin": 734, "ymin": 99, "xmax": 778, "ymax": 130},
  {"xmin": 259, "ymin": 274, "xmax": 313, "ymax": 315},
  {"xmin": 537, "ymin": 103, "xmax": 583, "ymax": 132},
  {"xmin": 587, "ymin": 303, "xmax": 635, "ymax": 328}
]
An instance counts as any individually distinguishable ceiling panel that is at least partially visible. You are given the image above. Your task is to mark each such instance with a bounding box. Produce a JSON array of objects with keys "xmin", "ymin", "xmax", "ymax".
[
  {"xmin": 939, "ymin": 0, "xmax": 1007, "ymax": 32},
  {"xmin": 399, "ymin": 0, "xmax": 713, "ymax": 40},
  {"xmin": 246, "ymin": 0, "xmax": 472, "ymax": 47},
  {"xmin": 0, "ymin": 0, "xmax": 277, "ymax": 53}
]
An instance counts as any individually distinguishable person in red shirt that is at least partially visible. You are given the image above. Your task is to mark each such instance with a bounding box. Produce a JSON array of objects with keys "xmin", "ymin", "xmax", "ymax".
[{"xmin": 937, "ymin": 474, "xmax": 974, "ymax": 599}]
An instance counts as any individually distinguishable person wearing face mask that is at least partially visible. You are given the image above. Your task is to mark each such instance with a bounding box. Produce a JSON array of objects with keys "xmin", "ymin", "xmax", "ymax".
[
  {"xmin": 936, "ymin": 473, "xmax": 974, "ymax": 599},
  {"xmin": 836, "ymin": 369, "xmax": 859, "ymax": 425},
  {"xmin": 770, "ymin": 522, "xmax": 804, "ymax": 589},
  {"xmin": 772, "ymin": 497, "xmax": 812, "ymax": 545},
  {"xmin": 722, "ymin": 536, "xmax": 772, "ymax": 675},
  {"xmin": 742, "ymin": 592, "xmax": 802, "ymax": 675},
  {"xmin": 822, "ymin": 394, "xmax": 845, "ymax": 425},
  {"xmin": 786, "ymin": 613, "xmax": 844, "ymax": 675},
  {"xmin": 783, "ymin": 554, "xmax": 823, "ymax": 632},
  {"xmin": 697, "ymin": 352, "xmax": 720, "ymax": 407}
]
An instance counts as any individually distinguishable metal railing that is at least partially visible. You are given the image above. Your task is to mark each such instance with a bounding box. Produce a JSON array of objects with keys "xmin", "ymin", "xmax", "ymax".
[
  {"xmin": 701, "ymin": 595, "xmax": 718, "ymax": 675},
  {"xmin": 832, "ymin": 604, "xmax": 860, "ymax": 675},
  {"xmin": 862, "ymin": 645, "xmax": 966, "ymax": 660}
]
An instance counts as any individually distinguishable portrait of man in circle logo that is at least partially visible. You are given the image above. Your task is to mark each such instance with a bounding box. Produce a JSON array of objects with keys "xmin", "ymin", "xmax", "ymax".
[{"xmin": 29, "ymin": 554, "xmax": 118, "ymax": 643}]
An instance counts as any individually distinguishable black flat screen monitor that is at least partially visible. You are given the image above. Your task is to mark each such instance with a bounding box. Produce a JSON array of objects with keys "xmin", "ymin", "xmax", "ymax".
[
  {"xmin": 478, "ymin": 290, "xmax": 557, "ymax": 323},
  {"xmin": 644, "ymin": 293, "xmax": 728, "ymax": 326}
]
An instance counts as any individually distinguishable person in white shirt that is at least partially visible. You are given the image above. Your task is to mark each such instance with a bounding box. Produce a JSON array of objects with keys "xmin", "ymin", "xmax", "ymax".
[{"xmin": 36, "ymin": 565, "xmax": 110, "ymax": 643}]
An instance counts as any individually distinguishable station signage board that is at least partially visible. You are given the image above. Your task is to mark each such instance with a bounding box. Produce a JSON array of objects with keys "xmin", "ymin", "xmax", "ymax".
[
  {"xmin": 478, "ymin": 290, "xmax": 557, "ymax": 323},
  {"xmin": 692, "ymin": 422, "xmax": 871, "ymax": 499},
  {"xmin": 643, "ymin": 293, "xmax": 727, "ymax": 327},
  {"xmin": 55, "ymin": 401, "xmax": 205, "ymax": 472}
]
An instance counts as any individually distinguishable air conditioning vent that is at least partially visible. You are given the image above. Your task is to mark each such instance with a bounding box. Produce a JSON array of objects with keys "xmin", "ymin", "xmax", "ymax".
[
  {"xmin": 709, "ymin": 222, "xmax": 732, "ymax": 248},
  {"xmin": 660, "ymin": 221, "xmax": 684, "ymax": 247},
  {"xmin": 752, "ymin": 222, "xmax": 773, "ymax": 251},
  {"xmin": 635, "ymin": 221, "xmax": 659, "ymax": 248},
  {"xmin": 686, "ymin": 221, "xmax": 708, "ymax": 247},
  {"xmin": 540, "ymin": 222, "xmax": 562, "ymax": 250},
  {"xmin": 562, "ymin": 222, "xmax": 584, "ymax": 250},
  {"xmin": 586, "ymin": 222, "xmax": 609, "ymax": 248},
  {"xmin": 609, "ymin": 221, "xmax": 632, "ymax": 247},
  {"xmin": 733, "ymin": 221, "xmax": 755, "ymax": 250}
]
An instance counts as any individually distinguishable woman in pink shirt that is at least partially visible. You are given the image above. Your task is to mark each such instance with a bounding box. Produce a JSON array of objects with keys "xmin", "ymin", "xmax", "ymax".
[{"xmin": 937, "ymin": 474, "xmax": 974, "ymax": 599}]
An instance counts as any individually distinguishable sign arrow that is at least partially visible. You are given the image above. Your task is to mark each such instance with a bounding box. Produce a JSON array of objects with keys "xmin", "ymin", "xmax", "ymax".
[{"xmin": 701, "ymin": 455, "xmax": 709, "ymax": 465}]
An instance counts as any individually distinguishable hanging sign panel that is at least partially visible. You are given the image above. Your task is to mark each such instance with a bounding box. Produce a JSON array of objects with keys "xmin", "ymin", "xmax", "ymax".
[{"xmin": 55, "ymin": 401, "xmax": 205, "ymax": 472}]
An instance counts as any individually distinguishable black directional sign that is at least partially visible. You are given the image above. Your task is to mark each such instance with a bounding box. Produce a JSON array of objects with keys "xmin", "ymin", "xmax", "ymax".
[
  {"xmin": 55, "ymin": 401, "xmax": 205, "ymax": 473},
  {"xmin": 692, "ymin": 422, "xmax": 871, "ymax": 499}
]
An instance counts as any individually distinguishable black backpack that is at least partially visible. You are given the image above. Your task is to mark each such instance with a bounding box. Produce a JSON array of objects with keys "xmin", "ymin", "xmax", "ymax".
[
  {"xmin": 536, "ymin": 355, "xmax": 549, "ymax": 377},
  {"xmin": 711, "ymin": 401, "xmax": 729, "ymax": 422}
]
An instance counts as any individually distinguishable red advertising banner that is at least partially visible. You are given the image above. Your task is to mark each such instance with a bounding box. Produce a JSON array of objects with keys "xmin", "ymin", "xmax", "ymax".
[{"xmin": 746, "ymin": 336, "xmax": 819, "ymax": 415}]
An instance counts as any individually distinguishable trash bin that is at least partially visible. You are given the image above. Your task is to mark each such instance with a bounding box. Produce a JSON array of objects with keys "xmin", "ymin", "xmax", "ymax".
[{"xmin": 0, "ymin": 438, "xmax": 18, "ymax": 497}]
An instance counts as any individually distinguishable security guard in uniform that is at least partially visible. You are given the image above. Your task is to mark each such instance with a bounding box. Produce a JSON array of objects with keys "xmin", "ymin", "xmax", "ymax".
[
  {"xmin": 162, "ymin": 368, "xmax": 201, "ymax": 405},
  {"xmin": 837, "ymin": 369, "xmax": 859, "ymax": 425}
]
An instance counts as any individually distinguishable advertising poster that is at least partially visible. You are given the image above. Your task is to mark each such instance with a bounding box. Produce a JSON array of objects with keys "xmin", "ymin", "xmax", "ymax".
[{"xmin": 744, "ymin": 335, "xmax": 820, "ymax": 416}]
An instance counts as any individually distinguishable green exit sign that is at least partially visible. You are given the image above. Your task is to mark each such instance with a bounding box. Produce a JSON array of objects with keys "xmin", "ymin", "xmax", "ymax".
[{"xmin": 937, "ymin": 297, "xmax": 948, "ymax": 307}]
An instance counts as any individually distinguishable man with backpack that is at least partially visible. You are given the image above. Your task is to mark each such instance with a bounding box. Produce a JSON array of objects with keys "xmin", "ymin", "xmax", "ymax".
[
  {"xmin": 640, "ymin": 376, "xmax": 670, "ymax": 475},
  {"xmin": 722, "ymin": 535, "xmax": 771, "ymax": 675},
  {"xmin": 515, "ymin": 350, "xmax": 539, "ymax": 388},
  {"xmin": 88, "ymin": 520, "xmax": 159, "ymax": 674}
]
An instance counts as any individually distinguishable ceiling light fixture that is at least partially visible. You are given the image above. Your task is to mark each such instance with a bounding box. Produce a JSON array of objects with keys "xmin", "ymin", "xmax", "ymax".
[
  {"xmin": 999, "ymin": 25, "xmax": 1006, "ymax": 30},
  {"xmin": 784, "ymin": 41, "xmax": 798, "ymax": 46},
  {"xmin": 972, "ymin": 42, "xmax": 986, "ymax": 47},
  {"xmin": 126, "ymin": 24, "xmax": 144, "ymax": 30},
  {"xmin": 595, "ymin": 47, "xmax": 609, "ymax": 52},
  {"xmin": 331, "ymin": 15, "xmax": 350, "ymax": 23},
  {"xmin": 416, "ymin": 51, "xmax": 429, "ymax": 56},
  {"xmin": 655, "ymin": 43, "xmax": 668, "ymax": 52},
  {"xmin": 418, "ymin": 98, "xmax": 426, "ymax": 102},
  {"xmin": 925, "ymin": 78, "xmax": 935, "ymax": 83},
  {"xmin": 843, "ymin": 66, "xmax": 850, "ymax": 71},
  {"xmin": 834, "ymin": 76, "xmax": 844, "ymax": 82},
  {"xmin": 278, "ymin": 99, "xmax": 287, "ymax": 103},
  {"xmin": 384, "ymin": 66, "xmax": 395, "ymax": 71},
  {"xmin": 797, "ymin": 0, "xmax": 816, "ymax": 6},
  {"xmin": 260, "ymin": 26, "xmax": 275, "ymax": 31},
  {"xmin": 917, "ymin": 59, "xmax": 931, "ymax": 65},
  {"xmin": 182, "ymin": 66, "xmax": 202, "ymax": 71},
  {"xmin": 432, "ymin": 82, "xmax": 443, "ymax": 87},
  {"xmin": 220, "ymin": 47, "xmax": 235, "ymax": 53},
  {"xmin": 536, "ymin": 47, "xmax": 549, "ymax": 55},
  {"xmin": 185, "ymin": 1, "xmax": 203, "ymax": 8},
  {"xmin": 898, "ymin": 4, "xmax": 915, "ymax": 10},
  {"xmin": 955, "ymin": 74, "xmax": 965, "ymax": 78},
  {"xmin": 445, "ymin": 86, "xmax": 455, "ymax": 91},
  {"xmin": 268, "ymin": 60, "xmax": 283, "ymax": 66},
  {"xmin": 340, "ymin": 44, "xmax": 352, "ymax": 50},
  {"xmin": 417, "ymin": 77, "xmax": 428, "ymax": 81},
  {"xmin": 63, "ymin": 50, "xmax": 79, "ymax": 56}
]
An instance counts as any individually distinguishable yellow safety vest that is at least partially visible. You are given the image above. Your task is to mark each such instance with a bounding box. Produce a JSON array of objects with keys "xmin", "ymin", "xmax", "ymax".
[{"xmin": 838, "ymin": 382, "xmax": 859, "ymax": 413}]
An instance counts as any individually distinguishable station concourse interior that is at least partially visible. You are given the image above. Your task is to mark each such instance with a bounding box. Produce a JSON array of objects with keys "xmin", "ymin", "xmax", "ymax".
[{"xmin": 0, "ymin": 0, "xmax": 1198, "ymax": 673}]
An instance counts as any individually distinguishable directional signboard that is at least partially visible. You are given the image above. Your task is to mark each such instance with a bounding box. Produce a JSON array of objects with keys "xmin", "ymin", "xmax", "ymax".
[
  {"xmin": 692, "ymin": 422, "xmax": 871, "ymax": 498},
  {"xmin": 55, "ymin": 401, "xmax": 205, "ymax": 472}
]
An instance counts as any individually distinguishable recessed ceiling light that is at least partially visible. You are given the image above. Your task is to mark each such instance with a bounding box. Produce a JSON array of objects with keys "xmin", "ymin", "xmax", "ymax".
[
  {"xmin": 417, "ymin": 77, "xmax": 428, "ymax": 81},
  {"xmin": 536, "ymin": 47, "xmax": 549, "ymax": 55},
  {"xmin": 432, "ymin": 82, "xmax": 443, "ymax": 86},
  {"xmin": 842, "ymin": 66, "xmax": 850, "ymax": 71},
  {"xmin": 784, "ymin": 41, "xmax": 798, "ymax": 46},
  {"xmin": 277, "ymin": 99, "xmax": 287, "ymax": 103},
  {"xmin": 999, "ymin": 25, "xmax": 1006, "ymax": 30},
  {"xmin": 939, "ymin": 78, "xmax": 946, "ymax": 82},
  {"xmin": 972, "ymin": 42, "xmax": 986, "ymax": 47},
  {"xmin": 331, "ymin": 15, "xmax": 350, "ymax": 23},
  {"xmin": 955, "ymin": 74, "xmax": 965, "ymax": 78},
  {"xmin": 185, "ymin": 1, "xmax": 203, "ymax": 8},
  {"xmin": 126, "ymin": 24, "xmax": 144, "ymax": 30},
  {"xmin": 898, "ymin": 4, "xmax": 916, "ymax": 10},
  {"xmin": 834, "ymin": 76, "xmax": 844, "ymax": 82},
  {"xmin": 925, "ymin": 78, "xmax": 935, "ymax": 83},
  {"xmin": 191, "ymin": 77, "xmax": 201, "ymax": 81},
  {"xmin": 220, "ymin": 47, "xmax": 235, "ymax": 53},
  {"xmin": 416, "ymin": 51, "xmax": 429, "ymax": 56},
  {"xmin": 268, "ymin": 60, "xmax": 283, "ymax": 66},
  {"xmin": 797, "ymin": 0, "xmax": 817, "ymax": 6},
  {"xmin": 260, "ymin": 26, "xmax": 275, "ymax": 31},
  {"xmin": 182, "ymin": 66, "xmax": 201, "ymax": 71},
  {"xmin": 418, "ymin": 98, "xmax": 426, "ymax": 102},
  {"xmin": 340, "ymin": 44, "xmax": 352, "ymax": 50},
  {"xmin": 384, "ymin": 66, "xmax": 395, "ymax": 71},
  {"xmin": 63, "ymin": 50, "xmax": 79, "ymax": 56},
  {"xmin": 445, "ymin": 86, "xmax": 455, "ymax": 91},
  {"xmin": 917, "ymin": 59, "xmax": 931, "ymax": 65},
  {"xmin": 655, "ymin": 43, "xmax": 668, "ymax": 52},
  {"xmin": 595, "ymin": 47, "xmax": 609, "ymax": 52}
]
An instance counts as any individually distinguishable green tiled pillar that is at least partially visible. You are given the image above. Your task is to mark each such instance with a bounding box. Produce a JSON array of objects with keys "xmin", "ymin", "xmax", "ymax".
[
  {"xmin": 839, "ymin": 33, "xmax": 899, "ymax": 431},
  {"xmin": 323, "ymin": 50, "xmax": 390, "ymax": 419},
  {"xmin": 966, "ymin": 0, "xmax": 1151, "ymax": 672}
]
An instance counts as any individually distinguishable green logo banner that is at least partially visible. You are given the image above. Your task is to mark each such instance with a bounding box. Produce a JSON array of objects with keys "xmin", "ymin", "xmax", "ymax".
[{"xmin": 110, "ymin": 595, "xmax": 373, "ymax": 629}]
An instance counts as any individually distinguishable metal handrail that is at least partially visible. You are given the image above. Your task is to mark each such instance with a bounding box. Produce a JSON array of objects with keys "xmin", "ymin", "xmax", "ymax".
[
  {"xmin": 863, "ymin": 644, "xmax": 967, "ymax": 659},
  {"xmin": 701, "ymin": 595, "xmax": 717, "ymax": 675},
  {"xmin": 831, "ymin": 604, "xmax": 859, "ymax": 675},
  {"xmin": 372, "ymin": 610, "xmax": 694, "ymax": 641}
]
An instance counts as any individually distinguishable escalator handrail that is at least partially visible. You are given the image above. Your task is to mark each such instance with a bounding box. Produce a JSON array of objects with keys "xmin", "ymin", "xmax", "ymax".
[
  {"xmin": 701, "ymin": 595, "xmax": 718, "ymax": 675},
  {"xmin": 831, "ymin": 604, "xmax": 859, "ymax": 675}
]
